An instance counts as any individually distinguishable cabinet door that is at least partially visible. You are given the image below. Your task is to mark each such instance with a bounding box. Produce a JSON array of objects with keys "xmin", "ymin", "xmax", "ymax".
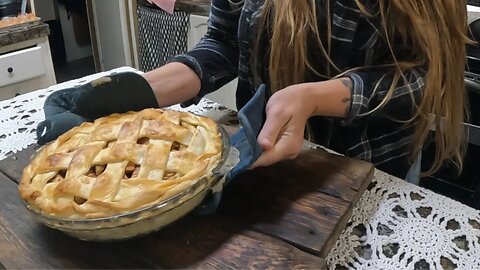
[
  {"xmin": 189, "ymin": 15, "xmax": 238, "ymax": 110},
  {"xmin": 88, "ymin": 0, "xmax": 136, "ymax": 71},
  {"xmin": 0, "ymin": 47, "xmax": 45, "ymax": 88}
]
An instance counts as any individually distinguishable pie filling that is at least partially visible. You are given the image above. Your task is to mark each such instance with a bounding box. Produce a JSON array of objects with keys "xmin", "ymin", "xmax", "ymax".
[{"xmin": 19, "ymin": 109, "xmax": 222, "ymax": 219}]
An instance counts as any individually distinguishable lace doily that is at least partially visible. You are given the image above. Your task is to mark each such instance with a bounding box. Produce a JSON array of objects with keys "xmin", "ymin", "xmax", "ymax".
[
  {"xmin": 0, "ymin": 67, "xmax": 479, "ymax": 270},
  {"xmin": 326, "ymin": 171, "xmax": 480, "ymax": 270}
]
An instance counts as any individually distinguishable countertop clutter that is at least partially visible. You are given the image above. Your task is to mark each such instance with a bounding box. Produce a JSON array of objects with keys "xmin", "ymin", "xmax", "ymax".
[
  {"xmin": 0, "ymin": 13, "xmax": 38, "ymax": 28},
  {"xmin": 0, "ymin": 67, "xmax": 479, "ymax": 269},
  {"xmin": 140, "ymin": 0, "xmax": 211, "ymax": 16},
  {"xmin": 175, "ymin": 0, "xmax": 211, "ymax": 16}
]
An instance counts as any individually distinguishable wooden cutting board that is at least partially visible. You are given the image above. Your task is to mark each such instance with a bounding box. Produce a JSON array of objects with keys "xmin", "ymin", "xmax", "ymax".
[{"xmin": 0, "ymin": 144, "xmax": 373, "ymax": 269}]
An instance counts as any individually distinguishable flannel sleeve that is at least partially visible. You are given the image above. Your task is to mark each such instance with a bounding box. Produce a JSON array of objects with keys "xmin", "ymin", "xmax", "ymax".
[
  {"xmin": 169, "ymin": 0, "xmax": 243, "ymax": 106},
  {"xmin": 342, "ymin": 66, "xmax": 425, "ymax": 127}
]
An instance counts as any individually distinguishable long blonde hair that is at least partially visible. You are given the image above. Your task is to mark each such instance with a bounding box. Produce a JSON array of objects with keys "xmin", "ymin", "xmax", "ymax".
[{"xmin": 255, "ymin": 0, "xmax": 470, "ymax": 175}]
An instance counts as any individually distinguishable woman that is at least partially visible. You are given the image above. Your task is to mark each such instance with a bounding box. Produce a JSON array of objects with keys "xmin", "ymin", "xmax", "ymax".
[{"xmin": 143, "ymin": 0, "xmax": 470, "ymax": 181}]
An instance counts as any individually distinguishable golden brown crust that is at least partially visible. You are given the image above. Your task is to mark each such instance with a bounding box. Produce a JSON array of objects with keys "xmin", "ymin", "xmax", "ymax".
[{"xmin": 19, "ymin": 109, "xmax": 222, "ymax": 219}]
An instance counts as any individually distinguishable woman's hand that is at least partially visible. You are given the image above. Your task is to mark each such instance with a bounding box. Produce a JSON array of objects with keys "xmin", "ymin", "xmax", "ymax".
[
  {"xmin": 251, "ymin": 78, "xmax": 353, "ymax": 168},
  {"xmin": 251, "ymin": 84, "xmax": 316, "ymax": 168}
]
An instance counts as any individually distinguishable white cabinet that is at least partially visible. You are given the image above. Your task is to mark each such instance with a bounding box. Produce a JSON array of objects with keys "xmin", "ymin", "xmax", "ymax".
[
  {"xmin": 188, "ymin": 15, "xmax": 238, "ymax": 110},
  {"xmin": 0, "ymin": 2, "xmax": 57, "ymax": 101},
  {"xmin": 0, "ymin": 37, "xmax": 56, "ymax": 101},
  {"xmin": 0, "ymin": 47, "xmax": 45, "ymax": 88}
]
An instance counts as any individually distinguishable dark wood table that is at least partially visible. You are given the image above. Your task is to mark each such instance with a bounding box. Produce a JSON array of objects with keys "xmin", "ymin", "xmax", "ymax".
[{"xmin": 0, "ymin": 145, "xmax": 373, "ymax": 269}]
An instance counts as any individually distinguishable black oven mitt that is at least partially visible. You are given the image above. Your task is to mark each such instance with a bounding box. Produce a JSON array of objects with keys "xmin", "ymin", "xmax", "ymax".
[{"xmin": 36, "ymin": 72, "xmax": 158, "ymax": 145}]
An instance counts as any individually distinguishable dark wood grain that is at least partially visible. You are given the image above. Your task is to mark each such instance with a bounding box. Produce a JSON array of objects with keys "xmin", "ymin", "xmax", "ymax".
[
  {"xmin": 0, "ymin": 144, "xmax": 39, "ymax": 183},
  {"xmin": 129, "ymin": 216, "xmax": 326, "ymax": 269},
  {"xmin": 219, "ymin": 149, "xmax": 373, "ymax": 257}
]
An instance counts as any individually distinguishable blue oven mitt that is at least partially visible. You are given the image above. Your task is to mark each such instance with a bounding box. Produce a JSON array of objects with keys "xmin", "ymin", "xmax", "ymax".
[
  {"xmin": 36, "ymin": 72, "xmax": 158, "ymax": 145},
  {"xmin": 226, "ymin": 84, "xmax": 266, "ymax": 181},
  {"xmin": 194, "ymin": 85, "xmax": 267, "ymax": 215}
]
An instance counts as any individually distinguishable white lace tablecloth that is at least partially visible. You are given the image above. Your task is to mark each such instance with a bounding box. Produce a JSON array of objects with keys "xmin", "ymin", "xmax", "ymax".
[{"xmin": 1, "ymin": 67, "xmax": 479, "ymax": 270}]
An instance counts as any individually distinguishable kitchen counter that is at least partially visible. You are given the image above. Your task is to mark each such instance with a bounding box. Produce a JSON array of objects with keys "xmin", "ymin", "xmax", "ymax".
[
  {"xmin": 139, "ymin": 0, "xmax": 211, "ymax": 16},
  {"xmin": 175, "ymin": 0, "xmax": 211, "ymax": 16},
  {"xmin": 0, "ymin": 22, "xmax": 50, "ymax": 48}
]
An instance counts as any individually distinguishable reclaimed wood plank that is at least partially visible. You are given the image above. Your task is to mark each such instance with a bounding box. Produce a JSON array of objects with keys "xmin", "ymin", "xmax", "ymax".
[
  {"xmin": 0, "ymin": 144, "xmax": 38, "ymax": 184},
  {"xmin": 219, "ymin": 149, "xmax": 373, "ymax": 257},
  {"xmin": 292, "ymin": 149, "xmax": 373, "ymax": 201},
  {"xmin": 129, "ymin": 216, "xmax": 326, "ymax": 269},
  {"xmin": 316, "ymin": 151, "xmax": 374, "ymax": 191}
]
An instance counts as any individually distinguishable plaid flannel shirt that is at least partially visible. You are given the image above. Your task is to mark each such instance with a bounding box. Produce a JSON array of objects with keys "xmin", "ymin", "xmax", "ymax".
[{"xmin": 171, "ymin": 0, "xmax": 425, "ymax": 178}]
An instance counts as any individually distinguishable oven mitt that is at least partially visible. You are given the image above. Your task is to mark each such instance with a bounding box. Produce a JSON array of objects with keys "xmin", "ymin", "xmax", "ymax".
[
  {"xmin": 36, "ymin": 72, "xmax": 158, "ymax": 145},
  {"xmin": 194, "ymin": 84, "xmax": 267, "ymax": 215},
  {"xmin": 226, "ymin": 84, "xmax": 266, "ymax": 181}
]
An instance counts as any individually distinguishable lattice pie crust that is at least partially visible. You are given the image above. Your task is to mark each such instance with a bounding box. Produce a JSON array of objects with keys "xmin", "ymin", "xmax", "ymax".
[{"xmin": 19, "ymin": 109, "xmax": 222, "ymax": 219}]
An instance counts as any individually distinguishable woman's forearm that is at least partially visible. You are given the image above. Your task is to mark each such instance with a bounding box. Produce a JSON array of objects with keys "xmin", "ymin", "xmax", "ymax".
[
  {"xmin": 300, "ymin": 78, "xmax": 353, "ymax": 118},
  {"xmin": 143, "ymin": 62, "xmax": 201, "ymax": 107}
]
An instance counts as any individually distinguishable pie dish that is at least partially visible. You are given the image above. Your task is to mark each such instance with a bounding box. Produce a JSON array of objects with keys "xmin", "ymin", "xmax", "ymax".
[
  {"xmin": 20, "ymin": 108, "xmax": 223, "ymax": 218},
  {"xmin": 18, "ymin": 108, "xmax": 236, "ymax": 240}
]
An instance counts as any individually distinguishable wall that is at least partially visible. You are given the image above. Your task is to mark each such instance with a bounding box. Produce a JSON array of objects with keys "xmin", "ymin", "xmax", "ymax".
[
  {"xmin": 33, "ymin": 0, "xmax": 93, "ymax": 62},
  {"xmin": 91, "ymin": 0, "xmax": 131, "ymax": 70},
  {"xmin": 33, "ymin": 0, "xmax": 56, "ymax": 22},
  {"xmin": 58, "ymin": 4, "xmax": 92, "ymax": 62}
]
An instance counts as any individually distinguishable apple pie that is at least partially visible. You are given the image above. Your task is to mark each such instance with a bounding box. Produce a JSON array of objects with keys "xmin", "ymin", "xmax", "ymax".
[{"xmin": 19, "ymin": 108, "xmax": 223, "ymax": 219}]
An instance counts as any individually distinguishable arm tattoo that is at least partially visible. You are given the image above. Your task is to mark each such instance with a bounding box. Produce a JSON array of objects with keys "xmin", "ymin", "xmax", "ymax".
[
  {"xmin": 342, "ymin": 97, "xmax": 352, "ymax": 116},
  {"xmin": 341, "ymin": 78, "xmax": 353, "ymax": 90},
  {"xmin": 340, "ymin": 78, "xmax": 353, "ymax": 116}
]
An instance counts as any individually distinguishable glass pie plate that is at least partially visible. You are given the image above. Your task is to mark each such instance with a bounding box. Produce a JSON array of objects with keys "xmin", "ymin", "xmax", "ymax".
[{"xmin": 22, "ymin": 124, "xmax": 239, "ymax": 242}]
